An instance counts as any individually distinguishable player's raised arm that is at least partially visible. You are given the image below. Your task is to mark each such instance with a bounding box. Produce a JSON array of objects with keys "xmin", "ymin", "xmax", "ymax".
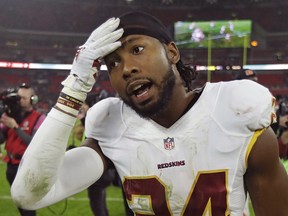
[{"xmin": 10, "ymin": 18, "xmax": 123, "ymax": 210}]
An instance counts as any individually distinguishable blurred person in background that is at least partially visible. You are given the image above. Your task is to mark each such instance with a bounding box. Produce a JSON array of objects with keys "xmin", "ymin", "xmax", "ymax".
[
  {"xmin": 11, "ymin": 12, "xmax": 288, "ymax": 215},
  {"xmin": 232, "ymin": 68, "xmax": 258, "ymax": 216},
  {"xmin": 235, "ymin": 73, "xmax": 288, "ymax": 155},
  {"xmin": 68, "ymin": 89, "xmax": 111, "ymax": 149},
  {"xmin": 234, "ymin": 68, "xmax": 258, "ymax": 82},
  {"xmin": 68, "ymin": 92, "xmax": 133, "ymax": 216},
  {"xmin": 84, "ymin": 94, "xmax": 118, "ymax": 216},
  {"xmin": 0, "ymin": 83, "xmax": 46, "ymax": 216},
  {"xmin": 236, "ymin": 70, "xmax": 288, "ymax": 180},
  {"xmin": 273, "ymin": 95, "xmax": 288, "ymax": 163}
]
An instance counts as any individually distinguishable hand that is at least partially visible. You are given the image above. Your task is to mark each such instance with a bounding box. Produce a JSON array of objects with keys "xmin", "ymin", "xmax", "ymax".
[
  {"xmin": 62, "ymin": 17, "xmax": 123, "ymax": 94},
  {"xmin": 280, "ymin": 130, "xmax": 288, "ymax": 145},
  {"xmin": 279, "ymin": 115, "xmax": 288, "ymax": 128},
  {"xmin": 0, "ymin": 113, "xmax": 18, "ymax": 129}
]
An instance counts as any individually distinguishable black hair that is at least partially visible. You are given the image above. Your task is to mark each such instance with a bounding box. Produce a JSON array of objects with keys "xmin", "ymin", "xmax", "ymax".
[
  {"xmin": 19, "ymin": 83, "xmax": 31, "ymax": 89},
  {"xmin": 176, "ymin": 60, "xmax": 197, "ymax": 91}
]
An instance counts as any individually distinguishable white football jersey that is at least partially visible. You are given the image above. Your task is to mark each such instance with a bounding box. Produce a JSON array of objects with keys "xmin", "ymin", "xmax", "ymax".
[{"xmin": 85, "ymin": 80, "xmax": 275, "ymax": 216}]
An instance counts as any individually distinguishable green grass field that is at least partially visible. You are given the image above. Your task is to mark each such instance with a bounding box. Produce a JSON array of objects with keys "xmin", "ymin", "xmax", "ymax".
[
  {"xmin": 0, "ymin": 160, "xmax": 127, "ymax": 216},
  {"xmin": 175, "ymin": 20, "xmax": 251, "ymax": 49}
]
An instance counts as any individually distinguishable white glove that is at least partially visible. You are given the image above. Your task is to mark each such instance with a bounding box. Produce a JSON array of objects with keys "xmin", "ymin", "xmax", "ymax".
[
  {"xmin": 62, "ymin": 17, "xmax": 123, "ymax": 94},
  {"xmin": 57, "ymin": 18, "xmax": 123, "ymax": 116}
]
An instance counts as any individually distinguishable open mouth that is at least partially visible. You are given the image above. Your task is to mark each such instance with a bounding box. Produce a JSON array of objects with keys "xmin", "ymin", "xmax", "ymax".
[
  {"xmin": 132, "ymin": 83, "xmax": 152, "ymax": 97},
  {"xmin": 127, "ymin": 79, "xmax": 153, "ymax": 98}
]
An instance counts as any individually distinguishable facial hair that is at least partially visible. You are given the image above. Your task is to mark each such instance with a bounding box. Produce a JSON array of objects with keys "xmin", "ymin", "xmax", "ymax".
[{"xmin": 121, "ymin": 65, "xmax": 176, "ymax": 119}]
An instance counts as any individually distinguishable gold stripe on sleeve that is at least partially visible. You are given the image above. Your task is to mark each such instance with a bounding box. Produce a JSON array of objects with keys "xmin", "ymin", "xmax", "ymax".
[{"xmin": 245, "ymin": 128, "xmax": 266, "ymax": 167}]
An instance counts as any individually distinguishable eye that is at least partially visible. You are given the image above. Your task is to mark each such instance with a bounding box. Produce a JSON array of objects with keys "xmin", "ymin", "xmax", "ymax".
[
  {"xmin": 133, "ymin": 46, "xmax": 144, "ymax": 54},
  {"xmin": 105, "ymin": 56, "xmax": 120, "ymax": 71},
  {"xmin": 109, "ymin": 61, "xmax": 120, "ymax": 68}
]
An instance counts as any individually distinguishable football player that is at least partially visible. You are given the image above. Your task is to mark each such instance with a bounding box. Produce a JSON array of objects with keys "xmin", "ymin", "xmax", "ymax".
[{"xmin": 11, "ymin": 12, "xmax": 288, "ymax": 215}]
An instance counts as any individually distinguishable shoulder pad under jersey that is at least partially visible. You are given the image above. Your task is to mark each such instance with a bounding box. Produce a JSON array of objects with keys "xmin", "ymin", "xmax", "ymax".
[
  {"xmin": 85, "ymin": 97, "xmax": 126, "ymax": 143},
  {"xmin": 202, "ymin": 80, "xmax": 276, "ymax": 136}
]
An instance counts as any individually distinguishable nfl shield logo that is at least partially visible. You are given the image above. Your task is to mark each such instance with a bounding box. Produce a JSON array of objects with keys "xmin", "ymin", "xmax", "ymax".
[{"xmin": 163, "ymin": 137, "xmax": 175, "ymax": 150}]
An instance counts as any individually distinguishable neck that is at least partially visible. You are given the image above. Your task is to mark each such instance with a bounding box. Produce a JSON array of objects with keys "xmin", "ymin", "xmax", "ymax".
[
  {"xmin": 152, "ymin": 89, "xmax": 195, "ymax": 128},
  {"xmin": 22, "ymin": 107, "xmax": 33, "ymax": 113}
]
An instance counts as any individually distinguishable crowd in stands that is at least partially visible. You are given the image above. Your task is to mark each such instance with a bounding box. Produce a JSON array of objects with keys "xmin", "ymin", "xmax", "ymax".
[
  {"xmin": 1, "ymin": 0, "xmax": 287, "ymax": 66},
  {"xmin": 1, "ymin": 0, "xmax": 286, "ymax": 34},
  {"xmin": 1, "ymin": 67, "xmax": 287, "ymax": 115}
]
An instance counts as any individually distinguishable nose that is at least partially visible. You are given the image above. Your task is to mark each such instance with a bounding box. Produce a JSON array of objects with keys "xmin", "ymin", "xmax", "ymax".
[{"xmin": 122, "ymin": 58, "xmax": 139, "ymax": 80}]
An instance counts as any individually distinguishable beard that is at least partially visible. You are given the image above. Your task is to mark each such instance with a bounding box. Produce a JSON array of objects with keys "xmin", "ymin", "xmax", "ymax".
[{"xmin": 121, "ymin": 65, "xmax": 176, "ymax": 119}]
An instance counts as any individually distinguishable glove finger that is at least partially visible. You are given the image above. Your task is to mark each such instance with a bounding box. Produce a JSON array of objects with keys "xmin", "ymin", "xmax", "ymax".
[
  {"xmin": 85, "ymin": 41, "xmax": 121, "ymax": 60},
  {"xmin": 85, "ymin": 18, "xmax": 120, "ymax": 45},
  {"xmin": 97, "ymin": 41, "xmax": 122, "ymax": 58},
  {"xmin": 87, "ymin": 17, "xmax": 118, "ymax": 39},
  {"xmin": 88, "ymin": 28, "xmax": 124, "ymax": 49},
  {"xmin": 74, "ymin": 29, "xmax": 122, "ymax": 63}
]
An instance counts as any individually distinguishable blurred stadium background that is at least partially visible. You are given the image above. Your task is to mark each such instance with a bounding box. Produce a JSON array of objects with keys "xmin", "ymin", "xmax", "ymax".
[
  {"xmin": 0, "ymin": 0, "xmax": 287, "ymax": 215},
  {"xmin": 0, "ymin": 0, "xmax": 287, "ymax": 114}
]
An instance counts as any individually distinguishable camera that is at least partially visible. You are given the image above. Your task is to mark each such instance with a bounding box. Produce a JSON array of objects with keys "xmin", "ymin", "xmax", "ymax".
[{"xmin": 0, "ymin": 88, "xmax": 21, "ymax": 118}]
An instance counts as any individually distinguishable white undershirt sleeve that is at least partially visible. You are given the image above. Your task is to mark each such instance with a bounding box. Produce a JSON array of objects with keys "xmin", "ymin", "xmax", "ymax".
[{"xmin": 11, "ymin": 108, "xmax": 104, "ymax": 210}]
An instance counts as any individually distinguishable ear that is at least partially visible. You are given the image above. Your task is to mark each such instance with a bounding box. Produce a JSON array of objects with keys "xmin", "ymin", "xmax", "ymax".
[{"xmin": 166, "ymin": 41, "xmax": 180, "ymax": 64}]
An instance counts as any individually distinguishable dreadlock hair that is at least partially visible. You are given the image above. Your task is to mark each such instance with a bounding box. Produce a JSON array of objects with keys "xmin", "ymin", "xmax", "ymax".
[{"xmin": 176, "ymin": 60, "xmax": 198, "ymax": 91}]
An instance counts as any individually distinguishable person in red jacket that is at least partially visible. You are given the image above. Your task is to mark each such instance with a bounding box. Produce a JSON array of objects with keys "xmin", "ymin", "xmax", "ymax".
[{"xmin": 0, "ymin": 83, "xmax": 46, "ymax": 216}]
